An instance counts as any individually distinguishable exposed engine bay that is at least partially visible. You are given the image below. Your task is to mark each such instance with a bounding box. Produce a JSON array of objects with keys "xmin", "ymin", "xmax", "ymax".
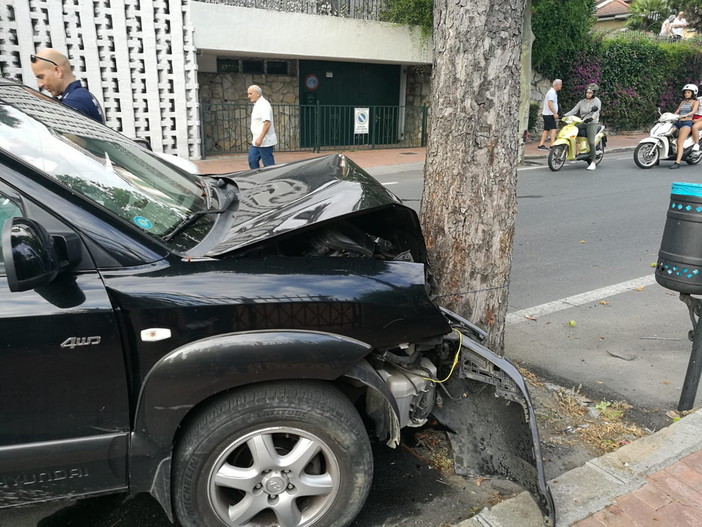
[{"xmin": 237, "ymin": 210, "xmax": 423, "ymax": 262}]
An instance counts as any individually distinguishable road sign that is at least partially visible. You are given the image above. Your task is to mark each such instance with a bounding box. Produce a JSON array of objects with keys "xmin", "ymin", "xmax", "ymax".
[{"xmin": 354, "ymin": 108, "xmax": 369, "ymax": 134}]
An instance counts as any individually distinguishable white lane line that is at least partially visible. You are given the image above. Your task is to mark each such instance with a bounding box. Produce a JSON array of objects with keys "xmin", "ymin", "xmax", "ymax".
[
  {"xmin": 383, "ymin": 181, "xmax": 399, "ymax": 185},
  {"xmin": 506, "ymin": 274, "xmax": 657, "ymax": 325}
]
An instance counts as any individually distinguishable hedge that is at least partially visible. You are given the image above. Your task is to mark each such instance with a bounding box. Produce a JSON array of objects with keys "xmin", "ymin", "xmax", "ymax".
[{"xmin": 556, "ymin": 34, "xmax": 702, "ymax": 131}]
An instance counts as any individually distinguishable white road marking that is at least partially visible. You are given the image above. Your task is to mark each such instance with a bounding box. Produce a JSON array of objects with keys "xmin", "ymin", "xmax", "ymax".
[
  {"xmin": 383, "ymin": 181, "xmax": 399, "ymax": 185},
  {"xmin": 506, "ymin": 274, "xmax": 657, "ymax": 325}
]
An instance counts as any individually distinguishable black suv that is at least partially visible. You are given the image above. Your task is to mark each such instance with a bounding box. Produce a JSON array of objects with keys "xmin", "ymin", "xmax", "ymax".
[{"xmin": 0, "ymin": 80, "xmax": 554, "ymax": 527}]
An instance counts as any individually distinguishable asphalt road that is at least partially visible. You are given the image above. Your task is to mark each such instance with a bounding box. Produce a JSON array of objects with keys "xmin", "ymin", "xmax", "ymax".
[
  {"xmin": 370, "ymin": 153, "xmax": 697, "ymax": 310},
  {"xmin": 373, "ymin": 155, "xmax": 702, "ymax": 423},
  {"xmin": 508, "ymin": 154, "xmax": 685, "ymax": 310},
  {"xmin": 5, "ymin": 152, "xmax": 698, "ymax": 526}
]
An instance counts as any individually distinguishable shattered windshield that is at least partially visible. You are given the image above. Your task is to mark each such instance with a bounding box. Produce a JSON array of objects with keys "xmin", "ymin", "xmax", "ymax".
[{"xmin": 0, "ymin": 85, "xmax": 212, "ymax": 248}]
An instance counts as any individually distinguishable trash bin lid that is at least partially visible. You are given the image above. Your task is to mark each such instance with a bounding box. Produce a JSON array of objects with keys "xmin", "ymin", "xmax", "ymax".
[{"xmin": 672, "ymin": 182, "xmax": 702, "ymax": 197}]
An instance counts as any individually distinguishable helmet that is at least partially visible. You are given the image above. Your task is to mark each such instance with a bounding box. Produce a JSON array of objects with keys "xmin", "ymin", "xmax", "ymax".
[
  {"xmin": 683, "ymin": 84, "xmax": 698, "ymax": 97},
  {"xmin": 586, "ymin": 83, "xmax": 599, "ymax": 93}
]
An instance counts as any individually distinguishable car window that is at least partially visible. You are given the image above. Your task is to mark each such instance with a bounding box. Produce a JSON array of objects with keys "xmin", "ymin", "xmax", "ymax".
[
  {"xmin": 0, "ymin": 193, "xmax": 23, "ymax": 273},
  {"xmin": 0, "ymin": 87, "xmax": 214, "ymax": 249}
]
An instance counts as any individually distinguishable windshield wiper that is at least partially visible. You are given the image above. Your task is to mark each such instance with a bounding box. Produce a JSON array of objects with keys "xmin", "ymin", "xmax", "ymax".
[{"xmin": 163, "ymin": 178, "xmax": 238, "ymax": 242}]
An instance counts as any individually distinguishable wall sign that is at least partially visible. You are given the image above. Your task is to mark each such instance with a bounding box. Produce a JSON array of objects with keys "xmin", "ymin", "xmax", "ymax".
[{"xmin": 305, "ymin": 73, "xmax": 319, "ymax": 91}]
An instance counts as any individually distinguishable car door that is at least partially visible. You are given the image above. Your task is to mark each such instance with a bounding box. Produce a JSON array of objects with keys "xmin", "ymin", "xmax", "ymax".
[{"xmin": 0, "ymin": 183, "xmax": 131, "ymax": 507}]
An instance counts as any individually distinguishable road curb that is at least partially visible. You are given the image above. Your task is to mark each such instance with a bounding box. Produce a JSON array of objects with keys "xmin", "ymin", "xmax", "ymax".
[{"xmin": 453, "ymin": 408, "xmax": 702, "ymax": 527}]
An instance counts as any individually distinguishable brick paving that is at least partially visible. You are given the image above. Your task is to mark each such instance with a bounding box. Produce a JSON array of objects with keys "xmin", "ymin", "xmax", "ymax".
[
  {"xmin": 192, "ymin": 130, "xmax": 647, "ymax": 174},
  {"xmin": 572, "ymin": 451, "xmax": 702, "ymax": 526},
  {"xmin": 194, "ymin": 147, "xmax": 427, "ymax": 174}
]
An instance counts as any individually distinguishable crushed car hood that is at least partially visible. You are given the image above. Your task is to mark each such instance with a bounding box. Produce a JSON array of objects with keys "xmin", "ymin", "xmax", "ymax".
[{"xmin": 202, "ymin": 154, "xmax": 403, "ymax": 257}]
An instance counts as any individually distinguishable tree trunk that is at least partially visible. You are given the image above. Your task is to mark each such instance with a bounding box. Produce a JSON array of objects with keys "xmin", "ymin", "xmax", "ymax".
[
  {"xmin": 420, "ymin": 0, "xmax": 527, "ymax": 354},
  {"xmin": 518, "ymin": 1, "xmax": 534, "ymax": 163}
]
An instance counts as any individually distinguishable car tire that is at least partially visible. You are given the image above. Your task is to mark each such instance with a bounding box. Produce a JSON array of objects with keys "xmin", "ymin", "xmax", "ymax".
[{"xmin": 172, "ymin": 381, "xmax": 373, "ymax": 527}]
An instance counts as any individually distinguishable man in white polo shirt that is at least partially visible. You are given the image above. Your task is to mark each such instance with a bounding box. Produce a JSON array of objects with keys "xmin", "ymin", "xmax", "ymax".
[
  {"xmin": 247, "ymin": 84, "xmax": 277, "ymax": 168},
  {"xmin": 672, "ymin": 11, "xmax": 687, "ymax": 41}
]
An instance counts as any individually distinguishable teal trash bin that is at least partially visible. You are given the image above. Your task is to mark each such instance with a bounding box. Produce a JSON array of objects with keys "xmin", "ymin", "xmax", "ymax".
[{"xmin": 657, "ymin": 182, "xmax": 702, "ymax": 294}]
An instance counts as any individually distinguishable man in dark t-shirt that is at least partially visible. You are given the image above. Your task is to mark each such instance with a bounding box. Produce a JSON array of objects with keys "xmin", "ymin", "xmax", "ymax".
[{"xmin": 30, "ymin": 48, "xmax": 105, "ymax": 124}]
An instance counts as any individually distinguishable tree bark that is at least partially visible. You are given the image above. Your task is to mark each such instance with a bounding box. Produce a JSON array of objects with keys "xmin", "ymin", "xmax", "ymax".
[{"xmin": 420, "ymin": 0, "xmax": 527, "ymax": 354}]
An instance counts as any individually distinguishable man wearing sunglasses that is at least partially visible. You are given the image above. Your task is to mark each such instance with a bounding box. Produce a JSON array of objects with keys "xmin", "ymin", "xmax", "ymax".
[{"xmin": 30, "ymin": 49, "xmax": 105, "ymax": 124}]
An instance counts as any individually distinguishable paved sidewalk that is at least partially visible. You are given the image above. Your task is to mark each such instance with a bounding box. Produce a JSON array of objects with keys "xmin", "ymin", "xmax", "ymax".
[
  {"xmin": 457, "ymin": 409, "xmax": 702, "ymax": 527},
  {"xmin": 193, "ymin": 130, "xmax": 648, "ymax": 173}
]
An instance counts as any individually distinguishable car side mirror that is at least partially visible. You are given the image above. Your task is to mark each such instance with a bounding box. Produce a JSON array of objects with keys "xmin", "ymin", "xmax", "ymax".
[{"xmin": 2, "ymin": 217, "xmax": 60, "ymax": 292}]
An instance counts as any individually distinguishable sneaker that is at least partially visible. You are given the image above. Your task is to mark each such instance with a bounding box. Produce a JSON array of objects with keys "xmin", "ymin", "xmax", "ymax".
[
  {"xmin": 670, "ymin": 162, "xmax": 681, "ymax": 169},
  {"xmin": 537, "ymin": 145, "xmax": 549, "ymax": 151},
  {"xmin": 694, "ymin": 144, "xmax": 700, "ymax": 152},
  {"xmin": 587, "ymin": 162, "xmax": 596, "ymax": 171}
]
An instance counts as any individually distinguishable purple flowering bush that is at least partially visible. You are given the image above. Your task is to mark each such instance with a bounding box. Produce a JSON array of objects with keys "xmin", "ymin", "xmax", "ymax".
[{"xmin": 555, "ymin": 34, "xmax": 702, "ymax": 131}]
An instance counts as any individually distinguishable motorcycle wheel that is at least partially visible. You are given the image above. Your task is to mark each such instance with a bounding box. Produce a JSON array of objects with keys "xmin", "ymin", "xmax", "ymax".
[
  {"xmin": 634, "ymin": 143, "xmax": 659, "ymax": 169},
  {"xmin": 687, "ymin": 142, "xmax": 702, "ymax": 165},
  {"xmin": 595, "ymin": 143, "xmax": 605, "ymax": 165},
  {"xmin": 547, "ymin": 145, "xmax": 567, "ymax": 172}
]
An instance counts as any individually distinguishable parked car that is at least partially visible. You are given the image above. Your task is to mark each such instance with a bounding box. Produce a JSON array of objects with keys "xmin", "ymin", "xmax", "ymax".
[{"xmin": 0, "ymin": 79, "xmax": 554, "ymax": 527}]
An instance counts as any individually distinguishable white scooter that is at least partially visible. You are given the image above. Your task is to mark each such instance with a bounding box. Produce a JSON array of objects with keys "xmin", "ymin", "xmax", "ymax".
[{"xmin": 634, "ymin": 111, "xmax": 702, "ymax": 168}]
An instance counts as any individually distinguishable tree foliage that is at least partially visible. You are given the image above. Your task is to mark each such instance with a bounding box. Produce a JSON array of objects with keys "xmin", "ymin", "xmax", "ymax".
[
  {"xmin": 532, "ymin": 0, "xmax": 596, "ymax": 79},
  {"xmin": 626, "ymin": 0, "xmax": 670, "ymax": 32},
  {"xmin": 669, "ymin": 0, "xmax": 702, "ymax": 31},
  {"xmin": 380, "ymin": 0, "xmax": 433, "ymax": 35}
]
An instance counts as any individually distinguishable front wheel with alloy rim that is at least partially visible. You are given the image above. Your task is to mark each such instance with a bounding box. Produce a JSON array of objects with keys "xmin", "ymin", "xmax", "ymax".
[
  {"xmin": 173, "ymin": 381, "xmax": 373, "ymax": 527},
  {"xmin": 634, "ymin": 142, "xmax": 660, "ymax": 169},
  {"xmin": 547, "ymin": 144, "xmax": 567, "ymax": 171}
]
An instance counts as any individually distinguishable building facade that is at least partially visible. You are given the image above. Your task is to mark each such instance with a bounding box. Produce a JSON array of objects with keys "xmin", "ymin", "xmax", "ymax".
[{"xmin": 0, "ymin": 0, "xmax": 431, "ymax": 159}]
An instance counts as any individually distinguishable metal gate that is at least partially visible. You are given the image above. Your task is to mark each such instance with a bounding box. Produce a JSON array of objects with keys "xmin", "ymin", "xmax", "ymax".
[{"xmin": 200, "ymin": 103, "xmax": 428, "ymax": 158}]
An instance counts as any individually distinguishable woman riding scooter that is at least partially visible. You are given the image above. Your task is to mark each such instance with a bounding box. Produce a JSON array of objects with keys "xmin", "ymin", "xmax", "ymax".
[
  {"xmin": 670, "ymin": 84, "xmax": 699, "ymax": 170},
  {"xmin": 564, "ymin": 84, "xmax": 602, "ymax": 171}
]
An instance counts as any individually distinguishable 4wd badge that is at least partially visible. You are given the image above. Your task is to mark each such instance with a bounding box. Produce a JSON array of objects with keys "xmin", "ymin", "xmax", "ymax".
[{"xmin": 60, "ymin": 336, "xmax": 101, "ymax": 349}]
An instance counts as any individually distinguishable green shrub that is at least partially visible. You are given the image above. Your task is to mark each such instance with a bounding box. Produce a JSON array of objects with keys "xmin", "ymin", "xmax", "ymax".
[
  {"xmin": 380, "ymin": 0, "xmax": 432, "ymax": 36},
  {"xmin": 554, "ymin": 33, "xmax": 702, "ymax": 131},
  {"xmin": 625, "ymin": 0, "xmax": 669, "ymax": 33}
]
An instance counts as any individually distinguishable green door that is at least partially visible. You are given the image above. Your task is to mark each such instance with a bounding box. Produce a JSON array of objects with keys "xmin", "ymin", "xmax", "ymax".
[{"xmin": 299, "ymin": 61, "xmax": 400, "ymax": 148}]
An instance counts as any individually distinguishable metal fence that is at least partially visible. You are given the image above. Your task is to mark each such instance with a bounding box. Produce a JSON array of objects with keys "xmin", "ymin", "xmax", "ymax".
[
  {"xmin": 200, "ymin": 103, "xmax": 429, "ymax": 157},
  {"xmin": 195, "ymin": 0, "xmax": 386, "ymax": 21}
]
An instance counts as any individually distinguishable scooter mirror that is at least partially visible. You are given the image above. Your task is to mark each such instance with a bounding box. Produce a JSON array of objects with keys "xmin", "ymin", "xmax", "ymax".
[{"xmin": 591, "ymin": 106, "xmax": 599, "ymax": 112}]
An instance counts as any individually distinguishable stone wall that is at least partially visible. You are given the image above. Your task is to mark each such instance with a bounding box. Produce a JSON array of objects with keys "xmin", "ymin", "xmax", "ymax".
[
  {"xmin": 199, "ymin": 65, "xmax": 433, "ymax": 153},
  {"xmin": 403, "ymin": 65, "xmax": 431, "ymax": 146},
  {"xmin": 198, "ymin": 70, "xmax": 299, "ymax": 153}
]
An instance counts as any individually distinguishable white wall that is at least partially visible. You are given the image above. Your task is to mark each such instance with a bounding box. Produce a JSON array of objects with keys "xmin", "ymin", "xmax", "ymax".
[
  {"xmin": 0, "ymin": 0, "xmax": 201, "ymax": 159},
  {"xmin": 191, "ymin": 2, "xmax": 432, "ymax": 65}
]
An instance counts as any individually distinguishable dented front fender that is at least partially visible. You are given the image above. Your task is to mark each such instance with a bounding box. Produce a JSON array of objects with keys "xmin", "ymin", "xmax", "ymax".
[{"xmin": 434, "ymin": 309, "xmax": 556, "ymax": 525}]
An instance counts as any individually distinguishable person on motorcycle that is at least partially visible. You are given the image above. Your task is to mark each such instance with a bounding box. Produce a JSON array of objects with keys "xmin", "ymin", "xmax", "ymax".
[
  {"xmin": 564, "ymin": 83, "xmax": 602, "ymax": 171},
  {"xmin": 670, "ymin": 84, "xmax": 699, "ymax": 169}
]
